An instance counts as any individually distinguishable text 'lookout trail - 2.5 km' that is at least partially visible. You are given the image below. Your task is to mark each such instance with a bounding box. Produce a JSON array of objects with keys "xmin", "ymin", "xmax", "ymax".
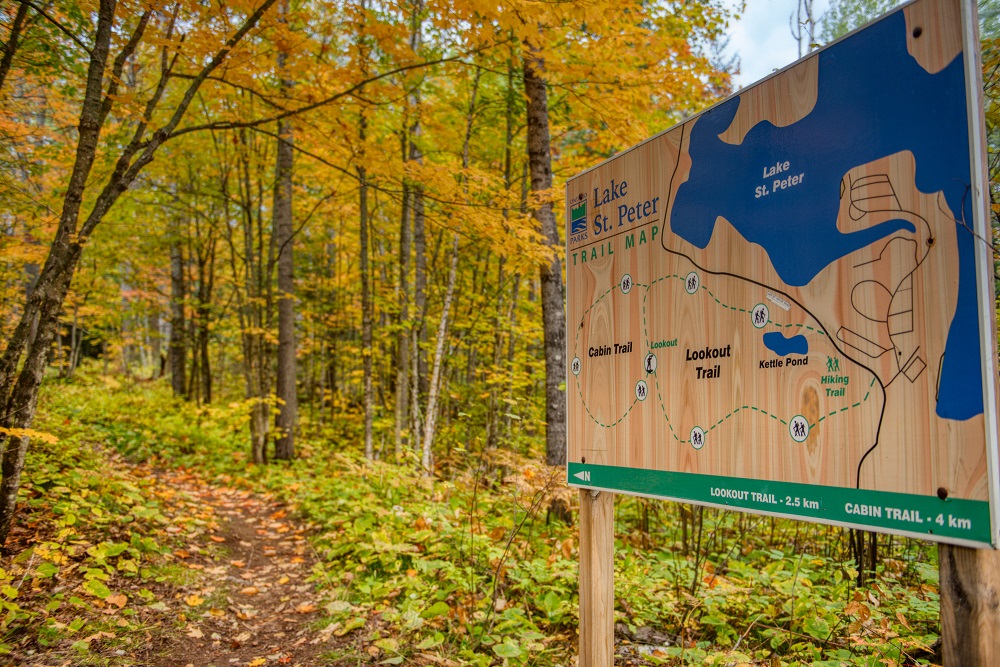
[{"xmin": 565, "ymin": 0, "xmax": 1000, "ymax": 547}]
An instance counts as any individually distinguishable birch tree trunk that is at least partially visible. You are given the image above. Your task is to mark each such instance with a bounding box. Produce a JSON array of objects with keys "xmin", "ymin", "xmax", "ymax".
[
  {"xmin": 421, "ymin": 234, "xmax": 458, "ymax": 474},
  {"xmin": 420, "ymin": 66, "xmax": 480, "ymax": 473}
]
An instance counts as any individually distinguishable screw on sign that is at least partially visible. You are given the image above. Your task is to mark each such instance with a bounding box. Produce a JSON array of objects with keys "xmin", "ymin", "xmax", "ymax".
[{"xmin": 572, "ymin": 357, "xmax": 581, "ymax": 376}]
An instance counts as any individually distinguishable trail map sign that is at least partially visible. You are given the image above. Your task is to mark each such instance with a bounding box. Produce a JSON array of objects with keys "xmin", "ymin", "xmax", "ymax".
[{"xmin": 565, "ymin": 0, "xmax": 1000, "ymax": 547}]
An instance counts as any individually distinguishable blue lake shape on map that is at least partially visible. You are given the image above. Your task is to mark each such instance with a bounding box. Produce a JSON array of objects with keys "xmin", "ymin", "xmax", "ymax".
[
  {"xmin": 763, "ymin": 332, "xmax": 808, "ymax": 357},
  {"xmin": 668, "ymin": 10, "xmax": 981, "ymax": 420}
]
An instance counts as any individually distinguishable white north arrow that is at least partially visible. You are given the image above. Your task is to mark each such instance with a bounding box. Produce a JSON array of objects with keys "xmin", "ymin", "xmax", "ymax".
[{"xmin": 573, "ymin": 470, "xmax": 591, "ymax": 482}]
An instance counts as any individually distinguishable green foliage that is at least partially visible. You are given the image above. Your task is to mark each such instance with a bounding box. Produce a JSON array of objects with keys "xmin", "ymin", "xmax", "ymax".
[
  {"xmin": 24, "ymin": 370, "xmax": 946, "ymax": 666},
  {"xmin": 0, "ymin": 377, "xmax": 197, "ymax": 663},
  {"xmin": 819, "ymin": 0, "xmax": 900, "ymax": 43}
]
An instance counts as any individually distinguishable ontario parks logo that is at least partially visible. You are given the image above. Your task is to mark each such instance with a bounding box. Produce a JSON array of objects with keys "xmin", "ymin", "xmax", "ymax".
[{"xmin": 570, "ymin": 192, "xmax": 588, "ymax": 243}]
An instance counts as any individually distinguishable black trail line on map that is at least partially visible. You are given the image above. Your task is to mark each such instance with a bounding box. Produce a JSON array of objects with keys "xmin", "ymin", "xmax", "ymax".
[
  {"xmin": 844, "ymin": 170, "xmax": 935, "ymax": 392},
  {"xmin": 661, "ymin": 122, "xmax": 887, "ymax": 489}
]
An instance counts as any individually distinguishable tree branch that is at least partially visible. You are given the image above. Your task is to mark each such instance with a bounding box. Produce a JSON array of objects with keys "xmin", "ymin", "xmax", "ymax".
[
  {"xmin": 165, "ymin": 39, "xmax": 511, "ymax": 140},
  {"xmin": 0, "ymin": 2, "xmax": 30, "ymax": 93},
  {"xmin": 97, "ymin": 10, "xmax": 151, "ymax": 128},
  {"xmin": 20, "ymin": 0, "xmax": 91, "ymax": 55},
  {"xmin": 78, "ymin": 0, "xmax": 280, "ymax": 241}
]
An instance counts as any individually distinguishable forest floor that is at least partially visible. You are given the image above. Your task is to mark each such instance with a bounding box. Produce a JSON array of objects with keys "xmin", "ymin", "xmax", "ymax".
[
  {"xmin": 2, "ymin": 452, "xmax": 350, "ymax": 666},
  {"xmin": 140, "ymin": 467, "xmax": 327, "ymax": 667},
  {"xmin": 0, "ymin": 372, "xmax": 947, "ymax": 667}
]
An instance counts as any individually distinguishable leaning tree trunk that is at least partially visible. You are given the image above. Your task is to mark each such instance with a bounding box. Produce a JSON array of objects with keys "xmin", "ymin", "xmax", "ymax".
[
  {"xmin": 0, "ymin": 249, "xmax": 78, "ymax": 545},
  {"xmin": 0, "ymin": 0, "xmax": 277, "ymax": 545},
  {"xmin": 523, "ymin": 52, "xmax": 567, "ymax": 466},
  {"xmin": 0, "ymin": 0, "xmax": 119, "ymax": 546}
]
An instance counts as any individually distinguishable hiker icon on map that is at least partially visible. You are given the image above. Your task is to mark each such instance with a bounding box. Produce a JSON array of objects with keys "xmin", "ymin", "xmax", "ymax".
[
  {"xmin": 635, "ymin": 380, "xmax": 648, "ymax": 401},
  {"xmin": 751, "ymin": 303, "xmax": 769, "ymax": 329},
  {"xmin": 690, "ymin": 426, "xmax": 706, "ymax": 450},
  {"xmin": 685, "ymin": 272, "xmax": 699, "ymax": 294},
  {"xmin": 789, "ymin": 415, "xmax": 809, "ymax": 443},
  {"xmin": 826, "ymin": 356, "xmax": 840, "ymax": 372}
]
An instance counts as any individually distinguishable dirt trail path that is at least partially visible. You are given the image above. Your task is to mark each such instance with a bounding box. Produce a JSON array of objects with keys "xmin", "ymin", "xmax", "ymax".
[{"xmin": 148, "ymin": 469, "xmax": 327, "ymax": 667}]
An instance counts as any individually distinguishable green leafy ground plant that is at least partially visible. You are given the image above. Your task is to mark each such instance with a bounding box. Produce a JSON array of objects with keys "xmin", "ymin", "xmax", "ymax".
[{"xmin": 7, "ymin": 368, "xmax": 944, "ymax": 666}]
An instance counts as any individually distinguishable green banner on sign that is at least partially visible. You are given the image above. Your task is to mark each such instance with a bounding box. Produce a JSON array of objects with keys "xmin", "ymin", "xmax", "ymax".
[{"xmin": 568, "ymin": 463, "xmax": 991, "ymax": 546}]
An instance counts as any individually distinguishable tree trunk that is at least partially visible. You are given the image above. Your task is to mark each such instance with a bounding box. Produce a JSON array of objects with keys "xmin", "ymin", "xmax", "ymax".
[
  {"xmin": 68, "ymin": 305, "xmax": 81, "ymax": 378},
  {"xmin": 359, "ymin": 159, "xmax": 374, "ymax": 460},
  {"xmin": 0, "ymin": 2, "xmax": 30, "ymax": 94},
  {"xmin": 420, "ymin": 65, "xmax": 480, "ymax": 472},
  {"xmin": 273, "ymin": 114, "xmax": 296, "ymax": 458},
  {"xmin": 197, "ymin": 298, "xmax": 211, "ymax": 404},
  {"xmin": 488, "ymin": 52, "xmax": 517, "ymax": 451},
  {"xmin": 523, "ymin": 52, "xmax": 567, "ymax": 466},
  {"xmin": 421, "ymin": 233, "xmax": 458, "ymax": 474},
  {"xmin": 273, "ymin": 0, "xmax": 296, "ymax": 461},
  {"xmin": 0, "ymin": 240, "xmax": 80, "ymax": 545},
  {"xmin": 169, "ymin": 236, "xmax": 187, "ymax": 397},
  {"xmin": 394, "ymin": 180, "xmax": 411, "ymax": 461},
  {"xmin": 225, "ymin": 127, "xmax": 276, "ymax": 466},
  {"xmin": 410, "ymin": 144, "xmax": 427, "ymax": 447},
  {"xmin": 148, "ymin": 311, "xmax": 162, "ymax": 379}
]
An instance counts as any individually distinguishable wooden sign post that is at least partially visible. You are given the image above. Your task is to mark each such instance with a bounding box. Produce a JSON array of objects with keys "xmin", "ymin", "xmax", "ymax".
[
  {"xmin": 578, "ymin": 489, "xmax": 614, "ymax": 666},
  {"xmin": 939, "ymin": 545, "xmax": 1000, "ymax": 664}
]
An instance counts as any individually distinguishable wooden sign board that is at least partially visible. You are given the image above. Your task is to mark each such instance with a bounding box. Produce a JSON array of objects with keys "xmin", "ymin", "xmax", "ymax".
[{"xmin": 565, "ymin": 0, "xmax": 1000, "ymax": 547}]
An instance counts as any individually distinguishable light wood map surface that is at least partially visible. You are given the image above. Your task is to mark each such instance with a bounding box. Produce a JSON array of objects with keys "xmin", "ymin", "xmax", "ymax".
[{"xmin": 565, "ymin": 0, "xmax": 994, "ymax": 504}]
